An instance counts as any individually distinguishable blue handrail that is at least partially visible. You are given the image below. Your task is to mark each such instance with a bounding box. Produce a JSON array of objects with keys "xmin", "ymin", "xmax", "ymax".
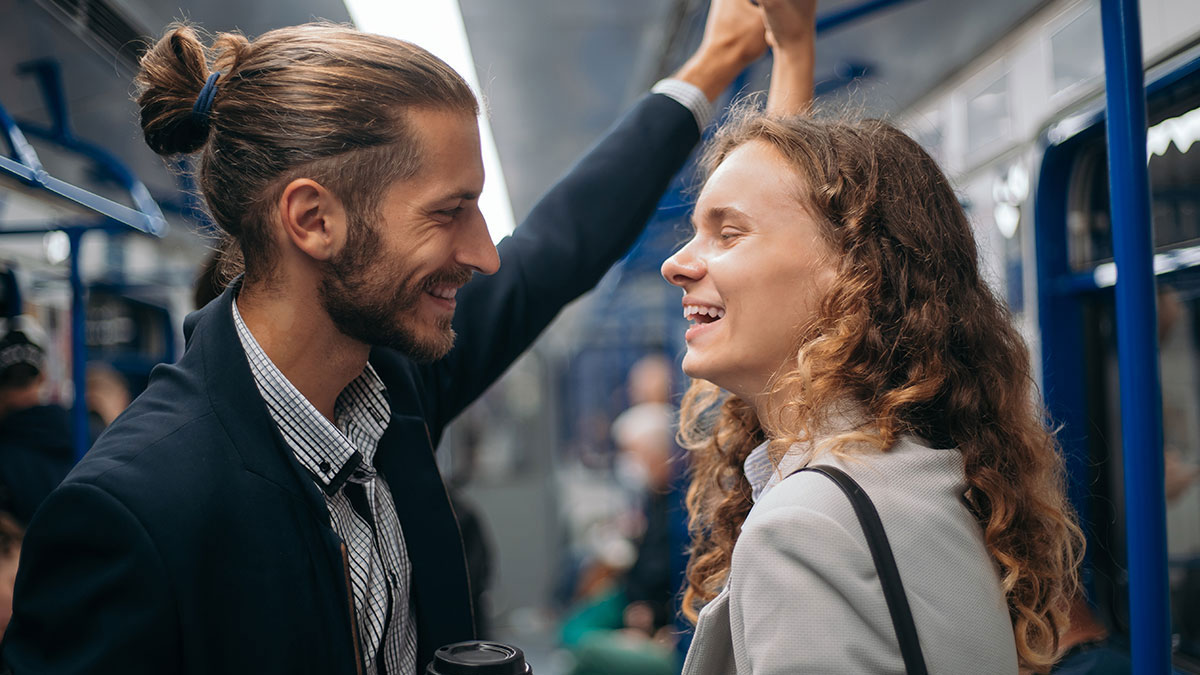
[
  {"xmin": 0, "ymin": 102, "xmax": 43, "ymax": 173},
  {"xmin": 0, "ymin": 64, "xmax": 168, "ymax": 460},
  {"xmin": 4, "ymin": 60, "xmax": 166, "ymax": 237},
  {"xmin": 1099, "ymin": 0, "xmax": 1171, "ymax": 672}
]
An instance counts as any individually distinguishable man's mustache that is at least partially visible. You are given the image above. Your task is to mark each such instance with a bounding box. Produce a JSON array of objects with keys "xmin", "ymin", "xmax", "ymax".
[{"xmin": 420, "ymin": 266, "xmax": 474, "ymax": 292}]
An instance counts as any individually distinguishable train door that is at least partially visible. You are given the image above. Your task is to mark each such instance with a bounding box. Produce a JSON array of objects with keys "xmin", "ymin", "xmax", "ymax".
[{"xmin": 1036, "ymin": 49, "xmax": 1200, "ymax": 670}]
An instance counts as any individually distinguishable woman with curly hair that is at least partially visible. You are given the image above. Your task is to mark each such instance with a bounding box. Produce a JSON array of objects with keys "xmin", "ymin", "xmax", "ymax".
[{"xmin": 663, "ymin": 2, "xmax": 1083, "ymax": 673}]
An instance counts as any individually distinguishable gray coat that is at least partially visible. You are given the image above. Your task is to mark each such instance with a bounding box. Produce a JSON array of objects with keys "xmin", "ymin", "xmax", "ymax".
[{"xmin": 682, "ymin": 437, "xmax": 1019, "ymax": 675}]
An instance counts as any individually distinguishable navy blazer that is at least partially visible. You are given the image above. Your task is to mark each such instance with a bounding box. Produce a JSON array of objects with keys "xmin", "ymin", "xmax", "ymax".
[{"xmin": 2, "ymin": 93, "xmax": 699, "ymax": 675}]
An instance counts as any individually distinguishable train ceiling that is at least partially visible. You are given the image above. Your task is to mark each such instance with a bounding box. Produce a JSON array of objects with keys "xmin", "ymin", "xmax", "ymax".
[{"xmin": 0, "ymin": 0, "xmax": 1050, "ymax": 227}]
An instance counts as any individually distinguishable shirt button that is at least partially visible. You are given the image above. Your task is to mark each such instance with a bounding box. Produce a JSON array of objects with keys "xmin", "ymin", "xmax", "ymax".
[{"xmin": 318, "ymin": 460, "xmax": 332, "ymax": 474}]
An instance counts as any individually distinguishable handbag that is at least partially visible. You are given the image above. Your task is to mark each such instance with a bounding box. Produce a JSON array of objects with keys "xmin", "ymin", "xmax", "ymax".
[{"xmin": 787, "ymin": 464, "xmax": 930, "ymax": 675}]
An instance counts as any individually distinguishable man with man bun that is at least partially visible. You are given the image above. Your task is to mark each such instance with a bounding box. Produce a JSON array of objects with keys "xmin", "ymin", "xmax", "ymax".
[{"xmin": 2, "ymin": 3, "xmax": 768, "ymax": 674}]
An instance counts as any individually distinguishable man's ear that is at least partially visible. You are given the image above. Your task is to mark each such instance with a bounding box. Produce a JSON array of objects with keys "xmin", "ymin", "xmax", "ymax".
[{"xmin": 277, "ymin": 178, "xmax": 347, "ymax": 262}]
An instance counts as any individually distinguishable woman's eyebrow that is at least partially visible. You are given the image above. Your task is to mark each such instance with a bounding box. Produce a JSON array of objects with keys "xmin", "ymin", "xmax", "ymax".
[{"xmin": 698, "ymin": 205, "xmax": 751, "ymax": 226}]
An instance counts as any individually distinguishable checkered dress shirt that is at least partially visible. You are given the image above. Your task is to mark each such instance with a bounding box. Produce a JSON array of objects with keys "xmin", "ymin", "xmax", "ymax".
[{"xmin": 232, "ymin": 299, "xmax": 416, "ymax": 675}]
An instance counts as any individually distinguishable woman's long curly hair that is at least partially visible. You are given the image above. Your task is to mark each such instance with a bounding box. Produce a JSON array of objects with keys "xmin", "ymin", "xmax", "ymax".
[{"xmin": 677, "ymin": 111, "xmax": 1084, "ymax": 672}]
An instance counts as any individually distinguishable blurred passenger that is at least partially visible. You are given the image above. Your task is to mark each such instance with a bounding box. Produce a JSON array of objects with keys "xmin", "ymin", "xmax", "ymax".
[
  {"xmin": 1157, "ymin": 285, "xmax": 1200, "ymax": 503},
  {"xmin": 1155, "ymin": 284, "xmax": 1200, "ymax": 660},
  {"xmin": 2, "ymin": 4, "xmax": 770, "ymax": 674},
  {"xmin": 0, "ymin": 513, "xmax": 22, "ymax": 638},
  {"xmin": 1049, "ymin": 597, "xmax": 1132, "ymax": 674},
  {"xmin": 0, "ymin": 320, "xmax": 72, "ymax": 528},
  {"xmin": 612, "ymin": 402, "xmax": 676, "ymax": 632},
  {"xmin": 627, "ymin": 353, "xmax": 673, "ymax": 406},
  {"xmin": 84, "ymin": 363, "xmax": 131, "ymax": 445},
  {"xmin": 661, "ymin": 1, "xmax": 1083, "ymax": 673},
  {"xmin": 0, "ymin": 321, "xmax": 70, "ymax": 644},
  {"xmin": 562, "ymin": 402, "xmax": 678, "ymax": 675},
  {"xmin": 1054, "ymin": 285, "xmax": 1197, "ymax": 673}
]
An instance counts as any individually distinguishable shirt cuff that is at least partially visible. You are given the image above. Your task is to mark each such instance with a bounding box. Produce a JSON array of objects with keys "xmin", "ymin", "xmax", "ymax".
[{"xmin": 651, "ymin": 78, "xmax": 714, "ymax": 132}]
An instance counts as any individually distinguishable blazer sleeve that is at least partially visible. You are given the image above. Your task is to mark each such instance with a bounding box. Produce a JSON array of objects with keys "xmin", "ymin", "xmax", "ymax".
[
  {"xmin": 2, "ymin": 482, "xmax": 177, "ymax": 674},
  {"xmin": 727, "ymin": 504, "xmax": 907, "ymax": 675},
  {"xmin": 419, "ymin": 93, "xmax": 700, "ymax": 432}
]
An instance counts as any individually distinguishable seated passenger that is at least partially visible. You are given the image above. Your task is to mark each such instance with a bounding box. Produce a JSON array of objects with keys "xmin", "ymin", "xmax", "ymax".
[
  {"xmin": 664, "ymin": 1, "xmax": 1083, "ymax": 673},
  {"xmin": 0, "ymin": 513, "xmax": 22, "ymax": 638}
]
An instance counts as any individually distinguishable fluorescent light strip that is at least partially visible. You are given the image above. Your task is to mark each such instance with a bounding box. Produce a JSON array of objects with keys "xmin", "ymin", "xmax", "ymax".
[
  {"xmin": 1147, "ymin": 106, "xmax": 1200, "ymax": 159},
  {"xmin": 1092, "ymin": 243, "xmax": 1200, "ymax": 288},
  {"xmin": 343, "ymin": 0, "xmax": 516, "ymax": 243}
]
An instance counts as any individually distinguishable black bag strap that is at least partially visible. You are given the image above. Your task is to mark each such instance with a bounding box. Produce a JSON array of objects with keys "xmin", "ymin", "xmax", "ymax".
[{"xmin": 787, "ymin": 464, "xmax": 929, "ymax": 675}]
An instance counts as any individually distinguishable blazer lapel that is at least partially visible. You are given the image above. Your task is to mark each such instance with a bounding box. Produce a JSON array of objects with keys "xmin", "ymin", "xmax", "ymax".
[{"xmin": 186, "ymin": 283, "xmax": 332, "ymax": 520}]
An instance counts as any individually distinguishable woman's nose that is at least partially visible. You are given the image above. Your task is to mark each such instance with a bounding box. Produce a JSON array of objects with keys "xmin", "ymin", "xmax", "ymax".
[{"xmin": 662, "ymin": 243, "xmax": 704, "ymax": 287}]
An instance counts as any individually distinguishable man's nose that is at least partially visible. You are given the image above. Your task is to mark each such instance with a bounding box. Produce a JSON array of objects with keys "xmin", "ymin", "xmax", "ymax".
[{"xmin": 457, "ymin": 208, "xmax": 501, "ymax": 275}]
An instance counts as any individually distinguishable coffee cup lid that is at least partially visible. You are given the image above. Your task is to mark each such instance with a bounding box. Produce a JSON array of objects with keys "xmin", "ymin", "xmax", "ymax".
[{"xmin": 426, "ymin": 641, "xmax": 531, "ymax": 675}]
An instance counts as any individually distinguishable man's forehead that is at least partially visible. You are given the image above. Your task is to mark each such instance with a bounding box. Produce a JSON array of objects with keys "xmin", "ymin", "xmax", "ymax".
[
  {"xmin": 404, "ymin": 109, "xmax": 484, "ymax": 193},
  {"xmin": 407, "ymin": 108, "xmax": 481, "ymax": 150}
]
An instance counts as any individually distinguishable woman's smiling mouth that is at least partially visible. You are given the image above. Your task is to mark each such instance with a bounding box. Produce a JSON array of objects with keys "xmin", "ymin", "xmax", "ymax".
[{"xmin": 683, "ymin": 303, "xmax": 726, "ymax": 341}]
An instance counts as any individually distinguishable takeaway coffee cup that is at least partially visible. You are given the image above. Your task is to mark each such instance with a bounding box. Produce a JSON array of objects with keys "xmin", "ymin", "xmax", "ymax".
[{"xmin": 426, "ymin": 640, "xmax": 532, "ymax": 675}]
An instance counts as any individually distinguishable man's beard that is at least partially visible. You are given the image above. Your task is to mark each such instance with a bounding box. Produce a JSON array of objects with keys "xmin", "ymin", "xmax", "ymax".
[{"xmin": 318, "ymin": 221, "xmax": 472, "ymax": 363}]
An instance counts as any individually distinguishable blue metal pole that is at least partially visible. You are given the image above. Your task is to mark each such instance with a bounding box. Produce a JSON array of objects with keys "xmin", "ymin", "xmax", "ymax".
[
  {"xmin": 1099, "ymin": 0, "xmax": 1170, "ymax": 671},
  {"xmin": 67, "ymin": 228, "xmax": 89, "ymax": 460}
]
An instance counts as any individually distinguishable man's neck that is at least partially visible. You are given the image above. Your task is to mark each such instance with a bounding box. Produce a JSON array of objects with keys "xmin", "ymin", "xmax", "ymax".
[{"xmin": 235, "ymin": 284, "xmax": 370, "ymax": 423}]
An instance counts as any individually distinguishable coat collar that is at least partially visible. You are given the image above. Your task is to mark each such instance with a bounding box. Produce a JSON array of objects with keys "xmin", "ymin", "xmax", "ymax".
[
  {"xmin": 185, "ymin": 281, "xmax": 475, "ymax": 660},
  {"xmin": 183, "ymin": 280, "xmax": 331, "ymax": 519},
  {"xmin": 750, "ymin": 402, "xmax": 873, "ymax": 502}
]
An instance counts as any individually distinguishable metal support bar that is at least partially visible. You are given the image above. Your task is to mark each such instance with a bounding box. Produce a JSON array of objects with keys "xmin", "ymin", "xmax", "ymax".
[
  {"xmin": 1, "ymin": 65, "xmax": 167, "ymax": 236},
  {"xmin": 0, "ymin": 73, "xmax": 171, "ymax": 458},
  {"xmin": 1099, "ymin": 0, "xmax": 1171, "ymax": 671},
  {"xmin": 17, "ymin": 61, "xmax": 71, "ymax": 140},
  {"xmin": 67, "ymin": 228, "xmax": 88, "ymax": 460},
  {"xmin": 0, "ymin": 155, "xmax": 164, "ymax": 235},
  {"xmin": 0, "ymin": 102, "xmax": 43, "ymax": 173},
  {"xmin": 16, "ymin": 124, "xmax": 167, "ymax": 236}
]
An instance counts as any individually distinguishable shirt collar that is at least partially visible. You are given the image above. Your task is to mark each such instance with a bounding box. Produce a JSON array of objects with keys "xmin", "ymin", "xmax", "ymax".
[
  {"xmin": 231, "ymin": 297, "xmax": 391, "ymax": 495},
  {"xmin": 743, "ymin": 402, "xmax": 870, "ymax": 503},
  {"xmin": 743, "ymin": 441, "xmax": 775, "ymax": 503}
]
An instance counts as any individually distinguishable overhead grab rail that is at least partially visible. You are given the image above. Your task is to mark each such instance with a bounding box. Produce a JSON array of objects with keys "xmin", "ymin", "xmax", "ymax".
[
  {"xmin": 0, "ymin": 60, "xmax": 166, "ymax": 236},
  {"xmin": 0, "ymin": 58, "xmax": 169, "ymax": 460}
]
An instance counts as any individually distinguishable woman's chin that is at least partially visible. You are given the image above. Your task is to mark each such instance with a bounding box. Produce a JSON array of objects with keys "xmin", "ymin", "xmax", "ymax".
[
  {"xmin": 681, "ymin": 357, "xmax": 722, "ymax": 389},
  {"xmin": 679, "ymin": 354, "xmax": 703, "ymax": 380}
]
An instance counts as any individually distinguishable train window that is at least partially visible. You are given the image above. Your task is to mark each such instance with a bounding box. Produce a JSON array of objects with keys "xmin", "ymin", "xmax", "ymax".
[
  {"xmin": 966, "ymin": 70, "xmax": 1012, "ymax": 155},
  {"xmin": 1084, "ymin": 275, "xmax": 1200, "ymax": 666},
  {"xmin": 1068, "ymin": 102, "xmax": 1200, "ymax": 270},
  {"xmin": 1050, "ymin": 2, "xmax": 1103, "ymax": 96},
  {"xmin": 1064, "ymin": 92, "xmax": 1200, "ymax": 666}
]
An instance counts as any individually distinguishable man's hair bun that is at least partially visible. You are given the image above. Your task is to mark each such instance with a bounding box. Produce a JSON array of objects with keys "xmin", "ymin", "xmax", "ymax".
[{"xmin": 135, "ymin": 24, "xmax": 216, "ymax": 156}]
